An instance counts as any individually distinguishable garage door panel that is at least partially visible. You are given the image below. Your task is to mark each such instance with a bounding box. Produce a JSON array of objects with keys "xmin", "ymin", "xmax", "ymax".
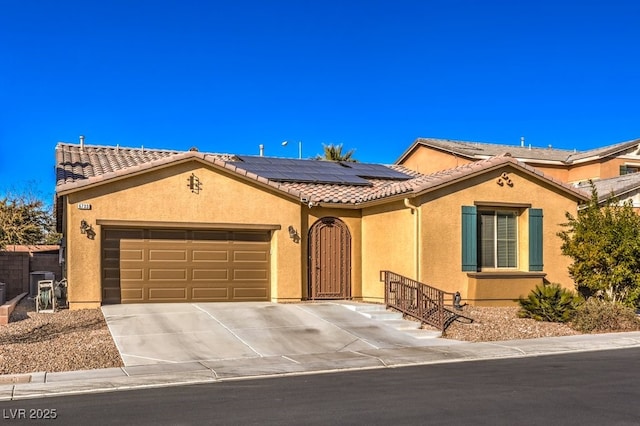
[
  {"xmin": 102, "ymin": 228, "xmax": 145, "ymax": 304},
  {"xmin": 234, "ymin": 250, "xmax": 269, "ymax": 262},
  {"xmin": 192, "ymin": 250, "xmax": 229, "ymax": 261},
  {"xmin": 121, "ymin": 288, "xmax": 144, "ymax": 302},
  {"xmin": 148, "ymin": 288, "xmax": 187, "ymax": 301},
  {"xmin": 148, "ymin": 269, "xmax": 187, "ymax": 280},
  {"xmin": 121, "ymin": 249, "xmax": 144, "ymax": 261},
  {"xmin": 192, "ymin": 269, "xmax": 229, "ymax": 280},
  {"xmin": 192, "ymin": 287, "xmax": 229, "ymax": 300},
  {"xmin": 233, "ymin": 287, "xmax": 269, "ymax": 299},
  {"xmin": 149, "ymin": 249, "xmax": 187, "ymax": 261},
  {"xmin": 233, "ymin": 269, "xmax": 269, "ymax": 280},
  {"xmin": 121, "ymin": 268, "xmax": 144, "ymax": 280},
  {"xmin": 117, "ymin": 233, "xmax": 270, "ymax": 303}
]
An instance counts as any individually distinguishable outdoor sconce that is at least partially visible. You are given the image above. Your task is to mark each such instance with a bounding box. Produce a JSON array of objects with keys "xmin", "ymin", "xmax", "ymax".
[
  {"xmin": 288, "ymin": 225, "xmax": 300, "ymax": 243},
  {"xmin": 80, "ymin": 219, "xmax": 95, "ymax": 240}
]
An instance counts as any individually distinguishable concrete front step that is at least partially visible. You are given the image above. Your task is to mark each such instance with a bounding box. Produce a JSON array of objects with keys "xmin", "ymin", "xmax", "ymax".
[
  {"xmin": 333, "ymin": 302, "xmax": 441, "ymax": 339},
  {"xmin": 382, "ymin": 319, "xmax": 421, "ymax": 330},
  {"xmin": 335, "ymin": 302, "xmax": 387, "ymax": 313},
  {"xmin": 359, "ymin": 310, "xmax": 404, "ymax": 321},
  {"xmin": 402, "ymin": 329, "xmax": 442, "ymax": 339}
]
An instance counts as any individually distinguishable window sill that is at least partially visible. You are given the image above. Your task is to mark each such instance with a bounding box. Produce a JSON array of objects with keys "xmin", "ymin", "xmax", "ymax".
[{"xmin": 466, "ymin": 271, "xmax": 547, "ymax": 279}]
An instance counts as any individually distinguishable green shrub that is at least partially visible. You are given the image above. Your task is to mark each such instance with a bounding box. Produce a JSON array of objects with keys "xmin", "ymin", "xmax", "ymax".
[
  {"xmin": 571, "ymin": 298, "xmax": 640, "ymax": 333},
  {"xmin": 518, "ymin": 283, "xmax": 581, "ymax": 323}
]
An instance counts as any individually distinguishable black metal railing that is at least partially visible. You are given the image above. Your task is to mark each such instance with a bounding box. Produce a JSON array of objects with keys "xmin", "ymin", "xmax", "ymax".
[{"xmin": 380, "ymin": 270, "xmax": 460, "ymax": 331}]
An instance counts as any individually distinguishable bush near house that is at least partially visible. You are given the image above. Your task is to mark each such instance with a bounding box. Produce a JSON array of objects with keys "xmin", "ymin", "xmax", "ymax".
[
  {"xmin": 571, "ymin": 298, "xmax": 640, "ymax": 333},
  {"xmin": 557, "ymin": 187, "xmax": 640, "ymax": 307},
  {"xmin": 518, "ymin": 283, "xmax": 581, "ymax": 323}
]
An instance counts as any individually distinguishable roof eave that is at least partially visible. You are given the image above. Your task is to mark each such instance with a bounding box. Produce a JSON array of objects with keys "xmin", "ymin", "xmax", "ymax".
[
  {"xmin": 413, "ymin": 159, "xmax": 590, "ymax": 202},
  {"xmin": 315, "ymin": 192, "xmax": 412, "ymax": 210}
]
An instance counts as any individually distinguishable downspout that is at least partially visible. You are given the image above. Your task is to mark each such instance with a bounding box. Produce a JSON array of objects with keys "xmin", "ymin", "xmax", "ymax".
[{"xmin": 404, "ymin": 198, "xmax": 420, "ymax": 281}]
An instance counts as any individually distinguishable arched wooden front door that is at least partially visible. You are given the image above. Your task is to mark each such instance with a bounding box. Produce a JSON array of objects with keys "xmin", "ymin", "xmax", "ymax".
[{"xmin": 308, "ymin": 217, "xmax": 351, "ymax": 299}]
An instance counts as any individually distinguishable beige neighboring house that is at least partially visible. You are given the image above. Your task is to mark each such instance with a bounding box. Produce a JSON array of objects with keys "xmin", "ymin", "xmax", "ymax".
[
  {"xmin": 55, "ymin": 142, "xmax": 588, "ymax": 310},
  {"xmin": 397, "ymin": 137, "xmax": 640, "ymax": 184},
  {"xmin": 576, "ymin": 172, "xmax": 640, "ymax": 211}
]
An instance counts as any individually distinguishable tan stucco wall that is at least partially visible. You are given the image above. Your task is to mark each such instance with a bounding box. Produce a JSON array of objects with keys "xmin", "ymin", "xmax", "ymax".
[
  {"xmin": 400, "ymin": 147, "xmax": 473, "ymax": 174},
  {"xmin": 418, "ymin": 166, "xmax": 580, "ymax": 305},
  {"xmin": 466, "ymin": 272, "xmax": 546, "ymax": 306},
  {"xmin": 523, "ymin": 164, "xmax": 569, "ymax": 182},
  {"xmin": 63, "ymin": 160, "xmax": 303, "ymax": 309},
  {"xmin": 568, "ymin": 161, "xmax": 603, "ymax": 183},
  {"xmin": 361, "ymin": 201, "xmax": 416, "ymax": 303}
]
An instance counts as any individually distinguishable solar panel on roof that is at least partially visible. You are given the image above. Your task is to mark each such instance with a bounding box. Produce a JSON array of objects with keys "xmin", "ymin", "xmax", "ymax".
[{"xmin": 229, "ymin": 156, "xmax": 411, "ymax": 185}]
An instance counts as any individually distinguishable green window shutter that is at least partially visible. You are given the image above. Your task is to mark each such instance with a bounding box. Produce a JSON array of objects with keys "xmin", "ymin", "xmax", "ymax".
[
  {"xmin": 529, "ymin": 208, "xmax": 543, "ymax": 271},
  {"xmin": 461, "ymin": 206, "xmax": 477, "ymax": 271},
  {"xmin": 620, "ymin": 165, "xmax": 628, "ymax": 175}
]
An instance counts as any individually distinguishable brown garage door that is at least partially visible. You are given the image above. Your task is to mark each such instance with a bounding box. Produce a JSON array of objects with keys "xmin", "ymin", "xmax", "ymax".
[{"xmin": 103, "ymin": 228, "xmax": 270, "ymax": 303}]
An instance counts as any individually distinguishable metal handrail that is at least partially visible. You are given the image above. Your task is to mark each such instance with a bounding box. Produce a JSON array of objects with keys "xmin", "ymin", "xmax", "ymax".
[{"xmin": 380, "ymin": 270, "xmax": 459, "ymax": 331}]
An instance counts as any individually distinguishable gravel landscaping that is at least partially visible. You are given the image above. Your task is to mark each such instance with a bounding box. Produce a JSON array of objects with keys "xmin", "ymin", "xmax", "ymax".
[
  {"xmin": 0, "ymin": 298, "xmax": 123, "ymax": 375},
  {"xmin": 0, "ymin": 298, "xmax": 638, "ymax": 376},
  {"xmin": 442, "ymin": 305, "xmax": 581, "ymax": 342}
]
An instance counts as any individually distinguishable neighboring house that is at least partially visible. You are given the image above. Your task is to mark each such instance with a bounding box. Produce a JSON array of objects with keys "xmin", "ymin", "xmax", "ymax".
[
  {"xmin": 55, "ymin": 142, "xmax": 589, "ymax": 310},
  {"xmin": 397, "ymin": 137, "xmax": 640, "ymax": 184},
  {"xmin": 576, "ymin": 173, "xmax": 640, "ymax": 211}
]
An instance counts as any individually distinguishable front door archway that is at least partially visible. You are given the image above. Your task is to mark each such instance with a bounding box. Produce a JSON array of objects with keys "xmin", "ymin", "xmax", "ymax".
[{"xmin": 308, "ymin": 217, "xmax": 351, "ymax": 299}]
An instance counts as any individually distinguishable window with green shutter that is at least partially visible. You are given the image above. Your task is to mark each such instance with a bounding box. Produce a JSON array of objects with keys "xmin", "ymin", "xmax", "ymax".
[
  {"xmin": 463, "ymin": 206, "xmax": 541, "ymax": 272},
  {"xmin": 528, "ymin": 208, "xmax": 543, "ymax": 271},
  {"xmin": 461, "ymin": 206, "xmax": 477, "ymax": 271}
]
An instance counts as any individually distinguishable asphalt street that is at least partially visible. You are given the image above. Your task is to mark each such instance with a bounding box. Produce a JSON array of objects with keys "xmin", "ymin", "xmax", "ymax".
[{"xmin": 2, "ymin": 348, "xmax": 639, "ymax": 425}]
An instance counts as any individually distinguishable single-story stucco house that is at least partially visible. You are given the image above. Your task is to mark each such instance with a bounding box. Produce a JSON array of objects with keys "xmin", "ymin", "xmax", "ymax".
[{"xmin": 55, "ymin": 140, "xmax": 589, "ymax": 310}]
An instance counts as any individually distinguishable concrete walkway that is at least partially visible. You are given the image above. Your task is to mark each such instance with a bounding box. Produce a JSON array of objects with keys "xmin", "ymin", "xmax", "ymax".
[{"xmin": 2, "ymin": 303, "xmax": 640, "ymax": 401}]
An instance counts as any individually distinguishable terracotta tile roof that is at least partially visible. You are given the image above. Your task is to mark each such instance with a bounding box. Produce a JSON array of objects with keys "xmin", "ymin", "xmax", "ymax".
[
  {"xmin": 55, "ymin": 143, "xmax": 589, "ymax": 207},
  {"xmin": 398, "ymin": 137, "xmax": 640, "ymax": 165},
  {"xmin": 55, "ymin": 143, "xmax": 415, "ymax": 204},
  {"xmin": 56, "ymin": 143, "xmax": 237, "ymax": 187}
]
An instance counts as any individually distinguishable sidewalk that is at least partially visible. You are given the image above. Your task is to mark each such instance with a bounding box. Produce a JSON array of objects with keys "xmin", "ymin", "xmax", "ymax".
[{"xmin": 2, "ymin": 331, "xmax": 640, "ymax": 401}]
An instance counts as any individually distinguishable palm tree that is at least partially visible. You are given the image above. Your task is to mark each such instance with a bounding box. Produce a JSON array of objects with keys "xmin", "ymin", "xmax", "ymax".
[{"xmin": 315, "ymin": 143, "xmax": 357, "ymax": 162}]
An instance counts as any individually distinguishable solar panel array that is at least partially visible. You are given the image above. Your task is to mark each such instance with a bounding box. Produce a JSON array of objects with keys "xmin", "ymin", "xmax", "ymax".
[{"xmin": 230, "ymin": 156, "xmax": 411, "ymax": 185}]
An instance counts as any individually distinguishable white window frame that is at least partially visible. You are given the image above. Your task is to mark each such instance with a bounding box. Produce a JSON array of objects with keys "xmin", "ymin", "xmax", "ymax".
[{"xmin": 478, "ymin": 210, "xmax": 518, "ymax": 270}]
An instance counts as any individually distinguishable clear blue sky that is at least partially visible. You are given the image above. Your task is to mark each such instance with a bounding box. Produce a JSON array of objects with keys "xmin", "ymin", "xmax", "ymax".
[{"xmin": 2, "ymin": 0, "xmax": 639, "ymax": 204}]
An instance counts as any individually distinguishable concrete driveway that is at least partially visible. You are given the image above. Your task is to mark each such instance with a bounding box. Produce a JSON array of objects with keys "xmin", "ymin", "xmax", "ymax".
[{"xmin": 101, "ymin": 302, "xmax": 450, "ymax": 366}]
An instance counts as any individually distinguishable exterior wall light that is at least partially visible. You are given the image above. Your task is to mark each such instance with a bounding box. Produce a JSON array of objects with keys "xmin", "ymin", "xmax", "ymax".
[
  {"xmin": 288, "ymin": 225, "xmax": 300, "ymax": 243},
  {"xmin": 80, "ymin": 219, "xmax": 95, "ymax": 240}
]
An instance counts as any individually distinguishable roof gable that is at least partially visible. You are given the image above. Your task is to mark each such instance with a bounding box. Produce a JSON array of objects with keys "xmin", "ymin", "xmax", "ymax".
[{"xmin": 409, "ymin": 155, "xmax": 590, "ymax": 201}]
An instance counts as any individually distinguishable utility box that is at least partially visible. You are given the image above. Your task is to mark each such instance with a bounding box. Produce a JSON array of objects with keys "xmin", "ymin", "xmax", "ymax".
[
  {"xmin": 30, "ymin": 271, "xmax": 55, "ymax": 297},
  {"xmin": 0, "ymin": 282, "xmax": 5, "ymax": 305}
]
